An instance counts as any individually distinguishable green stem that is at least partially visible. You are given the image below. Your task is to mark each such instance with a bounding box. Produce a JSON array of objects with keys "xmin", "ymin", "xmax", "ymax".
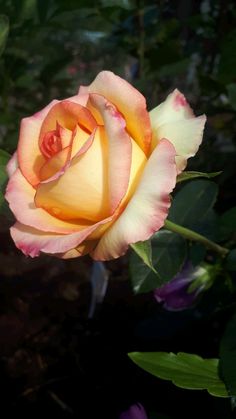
[{"xmin": 164, "ymin": 219, "xmax": 229, "ymax": 257}]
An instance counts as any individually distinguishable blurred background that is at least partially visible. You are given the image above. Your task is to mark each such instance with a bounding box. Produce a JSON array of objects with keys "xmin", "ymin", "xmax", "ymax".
[{"xmin": 0, "ymin": 1, "xmax": 236, "ymax": 418}]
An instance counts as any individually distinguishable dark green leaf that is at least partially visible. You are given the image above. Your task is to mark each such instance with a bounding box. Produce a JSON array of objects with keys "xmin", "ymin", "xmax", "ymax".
[
  {"xmin": 130, "ymin": 231, "xmax": 187, "ymax": 294},
  {"xmin": 0, "ymin": 165, "xmax": 8, "ymax": 213},
  {"xmin": 129, "ymin": 351, "xmax": 228, "ymax": 398},
  {"xmin": 227, "ymin": 83, "xmax": 236, "ymax": 111},
  {"xmin": 218, "ymin": 29, "xmax": 236, "ymax": 84},
  {"xmin": 189, "ymin": 242, "xmax": 206, "ymax": 266},
  {"xmin": 220, "ymin": 314, "xmax": 236, "ymax": 396},
  {"xmin": 177, "ymin": 171, "xmax": 221, "ymax": 183},
  {"xmin": 220, "ymin": 207, "xmax": 236, "ymax": 238},
  {"xmin": 226, "ymin": 249, "xmax": 236, "ymax": 271},
  {"xmin": 0, "ymin": 149, "xmax": 10, "ymax": 166},
  {"xmin": 168, "ymin": 180, "xmax": 218, "ymax": 228},
  {"xmin": 152, "ymin": 231, "xmax": 187, "ymax": 281},
  {"xmin": 0, "ymin": 15, "xmax": 9, "ymax": 56},
  {"xmin": 130, "ymin": 240, "xmax": 156, "ymax": 272},
  {"xmin": 0, "ymin": 150, "xmax": 10, "ymax": 214}
]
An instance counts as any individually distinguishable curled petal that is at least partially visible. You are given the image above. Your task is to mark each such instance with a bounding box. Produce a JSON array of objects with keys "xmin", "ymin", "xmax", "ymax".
[
  {"xmin": 150, "ymin": 89, "xmax": 206, "ymax": 172},
  {"xmin": 89, "ymin": 94, "xmax": 132, "ymax": 213},
  {"xmin": 39, "ymin": 100, "xmax": 96, "ymax": 146},
  {"xmin": 40, "ymin": 128, "xmax": 96, "ymax": 184},
  {"xmin": 80, "ymin": 71, "xmax": 152, "ymax": 154},
  {"xmin": 92, "ymin": 139, "xmax": 177, "ymax": 260},
  {"xmin": 150, "ymin": 89, "xmax": 194, "ymax": 126},
  {"xmin": 157, "ymin": 116, "xmax": 206, "ymax": 172},
  {"xmin": 18, "ymin": 99, "xmax": 59, "ymax": 186},
  {"xmin": 39, "ymin": 146, "xmax": 72, "ymax": 181}
]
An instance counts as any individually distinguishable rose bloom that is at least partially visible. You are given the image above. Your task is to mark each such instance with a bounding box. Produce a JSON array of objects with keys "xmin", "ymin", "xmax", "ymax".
[{"xmin": 5, "ymin": 71, "xmax": 206, "ymax": 260}]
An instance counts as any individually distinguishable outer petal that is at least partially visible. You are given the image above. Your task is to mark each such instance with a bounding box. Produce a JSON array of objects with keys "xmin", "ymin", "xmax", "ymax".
[
  {"xmin": 156, "ymin": 116, "xmax": 206, "ymax": 172},
  {"xmin": 80, "ymin": 71, "xmax": 152, "ymax": 154},
  {"xmin": 10, "ymin": 216, "xmax": 112, "ymax": 257},
  {"xmin": 150, "ymin": 89, "xmax": 206, "ymax": 172},
  {"xmin": 18, "ymin": 100, "xmax": 59, "ymax": 186},
  {"xmin": 5, "ymin": 169, "xmax": 91, "ymax": 234},
  {"xmin": 150, "ymin": 89, "xmax": 194, "ymax": 126},
  {"xmin": 89, "ymin": 94, "xmax": 132, "ymax": 213},
  {"xmin": 92, "ymin": 139, "xmax": 177, "ymax": 261}
]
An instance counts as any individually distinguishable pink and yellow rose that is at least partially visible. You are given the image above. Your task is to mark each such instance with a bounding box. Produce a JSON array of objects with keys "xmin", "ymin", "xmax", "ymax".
[{"xmin": 5, "ymin": 71, "xmax": 206, "ymax": 260}]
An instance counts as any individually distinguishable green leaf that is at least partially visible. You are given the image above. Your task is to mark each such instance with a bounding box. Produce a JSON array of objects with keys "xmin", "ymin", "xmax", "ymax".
[
  {"xmin": 130, "ymin": 240, "xmax": 156, "ymax": 272},
  {"xmin": 0, "ymin": 149, "xmax": 10, "ymax": 166},
  {"xmin": 0, "ymin": 15, "xmax": 9, "ymax": 56},
  {"xmin": 0, "ymin": 165, "xmax": 7, "ymax": 187},
  {"xmin": 226, "ymin": 249, "xmax": 236, "ymax": 271},
  {"xmin": 168, "ymin": 180, "xmax": 218, "ymax": 229},
  {"xmin": 189, "ymin": 242, "xmax": 206, "ymax": 266},
  {"xmin": 130, "ymin": 231, "xmax": 187, "ymax": 294},
  {"xmin": 0, "ymin": 165, "xmax": 8, "ymax": 211},
  {"xmin": 177, "ymin": 171, "xmax": 221, "ymax": 183},
  {"xmin": 219, "ymin": 314, "xmax": 236, "ymax": 396},
  {"xmin": 129, "ymin": 351, "xmax": 228, "ymax": 398}
]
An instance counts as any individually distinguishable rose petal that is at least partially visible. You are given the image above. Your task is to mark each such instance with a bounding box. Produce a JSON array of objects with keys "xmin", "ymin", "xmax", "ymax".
[
  {"xmin": 80, "ymin": 71, "xmax": 152, "ymax": 154},
  {"xmin": 59, "ymin": 240, "xmax": 98, "ymax": 259},
  {"xmin": 150, "ymin": 89, "xmax": 206, "ymax": 172},
  {"xmin": 40, "ymin": 128, "xmax": 96, "ymax": 184},
  {"xmin": 89, "ymin": 94, "xmax": 132, "ymax": 213},
  {"xmin": 68, "ymin": 92, "xmax": 89, "ymax": 107},
  {"xmin": 155, "ymin": 117, "xmax": 206, "ymax": 172},
  {"xmin": 92, "ymin": 139, "xmax": 176, "ymax": 260},
  {"xmin": 58, "ymin": 124, "xmax": 72, "ymax": 148},
  {"xmin": 39, "ymin": 146, "xmax": 72, "ymax": 181},
  {"xmin": 35, "ymin": 126, "xmax": 110, "ymax": 222},
  {"xmin": 6, "ymin": 152, "xmax": 18, "ymax": 177},
  {"xmin": 39, "ymin": 100, "xmax": 96, "ymax": 150},
  {"xmin": 18, "ymin": 99, "xmax": 59, "ymax": 186},
  {"xmin": 10, "ymin": 216, "xmax": 112, "ymax": 257},
  {"xmin": 5, "ymin": 168, "xmax": 92, "ymax": 234},
  {"xmin": 70, "ymin": 125, "xmax": 91, "ymax": 158},
  {"xmin": 150, "ymin": 89, "xmax": 194, "ymax": 126}
]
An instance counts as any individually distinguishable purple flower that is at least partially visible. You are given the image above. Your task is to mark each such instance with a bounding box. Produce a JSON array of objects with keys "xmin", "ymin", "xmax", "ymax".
[
  {"xmin": 154, "ymin": 262, "xmax": 215, "ymax": 311},
  {"xmin": 119, "ymin": 403, "xmax": 148, "ymax": 419}
]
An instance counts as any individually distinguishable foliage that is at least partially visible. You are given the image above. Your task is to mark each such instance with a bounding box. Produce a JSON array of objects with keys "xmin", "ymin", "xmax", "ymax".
[{"xmin": 129, "ymin": 351, "xmax": 228, "ymax": 398}]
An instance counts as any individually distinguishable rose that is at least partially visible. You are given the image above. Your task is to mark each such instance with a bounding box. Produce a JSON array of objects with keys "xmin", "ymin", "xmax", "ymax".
[{"xmin": 5, "ymin": 71, "xmax": 206, "ymax": 260}]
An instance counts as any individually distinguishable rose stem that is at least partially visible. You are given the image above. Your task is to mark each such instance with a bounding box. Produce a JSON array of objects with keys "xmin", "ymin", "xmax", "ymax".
[{"xmin": 164, "ymin": 219, "xmax": 229, "ymax": 257}]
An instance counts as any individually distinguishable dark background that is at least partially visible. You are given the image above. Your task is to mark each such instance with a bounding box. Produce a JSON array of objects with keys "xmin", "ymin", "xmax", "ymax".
[{"xmin": 0, "ymin": 1, "xmax": 236, "ymax": 417}]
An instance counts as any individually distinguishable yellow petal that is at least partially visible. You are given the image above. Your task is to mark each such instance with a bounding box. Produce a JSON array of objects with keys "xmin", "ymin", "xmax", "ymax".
[{"xmin": 35, "ymin": 126, "xmax": 109, "ymax": 222}]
